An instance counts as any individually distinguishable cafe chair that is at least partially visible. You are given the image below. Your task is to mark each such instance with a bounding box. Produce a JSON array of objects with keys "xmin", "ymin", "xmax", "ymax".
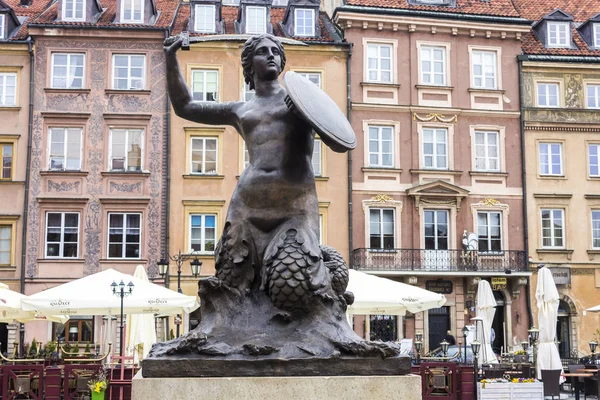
[
  {"xmin": 541, "ymin": 369, "xmax": 562, "ymax": 400},
  {"xmin": 568, "ymin": 364, "xmax": 585, "ymax": 396}
]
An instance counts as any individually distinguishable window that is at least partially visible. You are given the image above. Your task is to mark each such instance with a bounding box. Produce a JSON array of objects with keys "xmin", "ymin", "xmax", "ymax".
[
  {"xmin": 191, "ymin": 70, "xmax": 218, "ymax": 102},
  {"xmin": 0, "ymin": 225, "xmax": 11, "ymax": 265},
  {"xmin": 420, "ymin": 46, "xmax": 446, "ymax": 86},
  {"xmin": 366, "ymin": 43, "xmax": 392, "ymax": 83},
  {"xmin": 62, "ymin": 0, "xmax": 84, "ymax": 21},
  {"xmin": 49, "ymin": 128, "xmax": 82, "ymax": 171},
  {"xmin": 246, "ymin": 6, "xmax": 266, "ymax": 34},
  {"xmin": 1, "ymin": 143, "xmax": 12, "ymax": 179},
  {"xmin": 590, "ymin": 144, "xmax": 600, "ymax": 177},
  {"xmin": 312, "ymin": 138, "xmax": 321, "ymax": 176},
  {"xmin": 294, "ymin": 9, "xmax": 314, "ymax": 37},
  {"xmin": 54, "ymin": 316, "xmax": 93, "ymax": 343},
  {"xmin": 423, "ymin": 127, "xmax": 448, "ymax": 169},
  {"xmin": 474, "ymin": 131, "xmax": 499, "ymax": 171},
  {"xmin": 547, "ymin": 21, "xmax": 570, "ymax": 48},
  {"xmin": 587, "ymin": 84, "xmax": 600, "ymax": 109},
  {"xmin": 242, "ymin": 140, "xmax": 250, "ymax": 169},
  {"xmin": 318, "ymin": 214, "xmax": 323, "ymax": 244},
  {"xmin": 424, "ymin": 210, "xmax": 448, "ymax": 250},
  {"xmin": 121, "ymin": 0, "xmax": 143, "ymax": 23},
  {"xmin": 0, "ymin": 73, "xmax": 16, "ymax": 106},
  {"xmin": 190, "ymin": 214, "xmax": 216, "ymax": 253},
  {"xmin": 112, "ymin": 55, "xmax": 145, "ymax": 90},
  {"xmin": 471, "ymin": 50, "xmax": 497, "ymax": 89},
  {"xmin": 51, "ymin": 53, "xmax": 85, "ymax": 89},
  {"xmin": 109, "ymin": 128, "xmax": 143, "ymax": 171},
  {"xmin": 242, "ymin": 82, "xmax": 255, "ymax": 102},
  {"xmin": 0, "ymin": 15, "xmax": 5, "ymax": 39},
  {"xmin": 194, "ymin": 4, "xmax": 216, "ymax": 33},
  {"xmin": 45, "ymin": 212, "xmax": 79, "ymax": 258},
  {"xmin": 477, "ymin": 211, "xmax": 502, "ymax": 253},
  {"xmin": 297, "ymin": 72, "xmax": 321, "ymax": 88},
  {"xmin": 593, "ymin": 211, "xmax": 600, "ymax": 248},
  {"xmin": 595, "ymin": 24, "xmax": 600, "ymax": 48},
  {"xmin": 191, "ymin": 137, "xmax": 217, "ymax": 174},
  {"xmin": 539, "ymin": 142, "xmax": 563, "ymax": 176},
  {"xmin": 537, "ymin": 83, "xmax": 560, "ymax": 107},
  {"xmin": 368, "ymin": 126, "xmax": 393, "ymax": 168},
  {"xmin": 108, "ymin": 213, "xmax": 141, "ymax": 258},
  {"xmin": 541, "ymin": 209, "xmax": 564, "ymax": 248},
  {"xmin": 369, "ymin": 208, "xmax": 394, "ymax": 249}
]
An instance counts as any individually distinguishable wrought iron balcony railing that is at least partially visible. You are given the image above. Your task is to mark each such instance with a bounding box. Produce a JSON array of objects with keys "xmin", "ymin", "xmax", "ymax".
[{"xmin": 352, "ymin": 248, "xmax": 528, "ymax": 273}]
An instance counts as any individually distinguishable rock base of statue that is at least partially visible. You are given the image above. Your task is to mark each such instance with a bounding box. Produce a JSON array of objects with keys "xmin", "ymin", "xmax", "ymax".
[
  {"xmin": 132, "ymin": 372, "xmax": 422, "ymax": 400},
  {"xmin": 142, "ymin": 277, "xmax": 410, "ymax": 377}
]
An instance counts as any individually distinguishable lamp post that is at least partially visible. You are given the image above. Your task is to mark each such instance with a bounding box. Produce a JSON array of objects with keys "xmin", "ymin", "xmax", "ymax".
[
  {"xmin": 462, "ymin": 326, "xmax": 469, "ymax": 364},
  {"xmin": 528, "ymin": 327, "xmax": 540, "ymax": 377},
  {"xmin": 471, "ymin": 340, "xmax": 481, "ymax": 389},
  {"xmin": 111, "ymin": 280, "xmax": 134, "ymax": 358},
  {"xmin": 589, "ymin": 340, "xmax": 598, "ymax": 363},
  {"xmin": 158, "ymin": 250, "xmax": 202, "ymax": 337},
  {"xmin": 440, "ymin": 339, "xmax": 450, "ymax": 360},
  {"xmin": 415, "ymin": 331, "xmax": 424, "ymax": 365}
]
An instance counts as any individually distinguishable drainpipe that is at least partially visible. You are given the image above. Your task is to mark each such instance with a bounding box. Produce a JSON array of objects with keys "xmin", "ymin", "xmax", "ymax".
[
  {"xmin": 518, "ymin": 56, "xmax": 534, "ymax": 326},
  {"xmin": 18, "ymin": 38, "xmax": 35, "ymax": 352},
  {"xmin": 346, "ymin": 43, "xmax": 353, "ymax": 267}
]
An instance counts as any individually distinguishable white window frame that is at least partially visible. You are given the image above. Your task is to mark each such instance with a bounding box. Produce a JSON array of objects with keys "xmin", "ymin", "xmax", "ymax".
[
  {"xmin": 422, "ymin": 127, "xmax": 448, "ymax": 170},
  {"xmin": 189, "ymin": 214, "xmax": 217, "ymax": 254},
  {"xmin": 62, "ymin": 0, "xmax": 85, "ymax": 21},
  {"xmin": 241, "ymin": 81, "xmax": 255, "ymax": 102},
  {"xmin": 474, "ymin": 131, "xmax": 500, "ymax": 172},
  {"xmin": 592, "ymin": 210, "xmax": 600, "ymax": 249},
  {"xmin": 191, "ymin": 69, "xmax": 219, "ymax": 102},
  {"xmin": 190, "ymin": 136, "xmax": 218, "ymax": 175},
  {"xmin": 294, "ymin": 8, "xmax": 314, "ymax": 37},
  {"xmin": 121, "ymin": 0, "xmax": 144, "ymax": 23},
  {"xmin": 246, "ymin": 6, "xmax": 266, "ymax": 34},
  {"xmin": 367, "ymin": 125, "xmax": 394, "ymax": 168},
  {"xmin": 587, "ymin": 84, "xmax": 600, "ymax": 109},
  {"xmin": 537, "ymin": 82, "xmax": 560, "ymax": 107},
  {"xmin": 547, "ymin": 21, "xmax": 570, "ymax": 48},
  {"xmin": 424, "ymin": 209, "xmax": 449, "ymax": 250},
  {"xmin": 45, "ymin": 212, "xmax": 79, "ymax": 258},
  {"xmin": 369, "ymin": 208, "xmax": 395, "ymax": 250},
  {"xmin": 590, "ymin": 144, "xmax": 600, "ymax": 177},
  {"xmin": 107, "ymin": 212, "xmax": 142, "ymax": 259},
  {"xmin": 48, "ymin": 128, "xmax": 83, "ymax": 171},
  {"xmin": 51, "ymin": 53, "xmax": 85, "ymax": 89},
  {"xmin": 312, "ymin": 138, "xmax": 322, "ymax": 176},
  {"xmin": 366, "ymin": 43, "xmax": 392, "ymax": 84},
  {"xmin": 0, "ymin": 225, "xmax": 11, "ymax": 266},
  {"xmin": 112, "ymin": 54, "xmax": 146, "ymax": 90},
  {"xmin": 539, "ymin": 142, "xmax": 563, "ymax": 176},
  {"xmin": 595, "ymin": 24, "xmax": 600, "ymax": 48},
  {"xmin": 0, "ymin": 14, "xmax": 5, "ymax": 39},
  {"xmin": 109, "ymin": 128, "xmax": 144, "ymax": 172},
  {"xmin": 541, "ymin": 208, "xmax": 565, "ymax": 248},
  {"xmin": 471, "ymin": 50, "xmax": 497, "ymax": 89},
  {"xmin": 1, "ymin": 143, "xmax": 13, "ymax": 180},
  {"xmin": 477, "ymin": 211, "xmax": 503, "ymax": 253},
  {"xmin": 0, "ymin": 72, "xmax": 16, "ymax": 106},
  {"xmin": 297, "ymin": 72, "xmax": 321, "ymax": 88},
  {"xmin": 194, "ymin": 4, "xmax": 216, "ymax": 33},
  {"xmin": 420, "ymin": 45, "xmax": 446, "ymax": 86},
  {"xmin": 242, "ymin": 140, "xmax": 250, "ymax": 170}
]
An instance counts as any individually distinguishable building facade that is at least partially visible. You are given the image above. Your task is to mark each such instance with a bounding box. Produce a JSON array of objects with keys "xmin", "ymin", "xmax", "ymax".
[
  {"xmin": 168, "ymin": 0, "xmax": 350, "ymax": 334},
  {"xmin": 514, "ymin": 0, "xmax": 600, "ymax": 358},
  {"xmin": 334, "ymin": 0, "xmax": 532, "ymax": 352}
]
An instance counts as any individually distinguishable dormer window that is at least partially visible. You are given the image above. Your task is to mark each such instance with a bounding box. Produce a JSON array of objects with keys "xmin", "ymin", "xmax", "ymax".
[
  {"xmin": 195, "ymin": 4, "xmax": 216, "ymax": 33},
  {"xmin": 594, "ymin": 24, "xmax": 600, "ymax": 47},
  {"xmin": 547, "ymin": 21, "xmax": 570, "ymax": 47},
  {"xmin": 294, "ymin": 9, "xmax": 314, "ymax": 37},
  {"xmin": 246, "ymin": 6, "xmax": 266, "ymax": 34},
  {"xmin": 0, "ymin": 14, "xmax": 5, "ymax": 39},
  {"xmin": 121, "ymin": 0, "xmax": 144, "ymax": 23},
  {"xmin": 62, "ymin": 0, "xmax": 85, "ymax": 21}
]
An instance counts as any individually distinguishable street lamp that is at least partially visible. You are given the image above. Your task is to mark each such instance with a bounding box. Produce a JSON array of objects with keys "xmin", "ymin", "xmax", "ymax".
[
  {"xmin": 440, "ymin": 339, "xmax": 450, "ymax": 359},
  {"xmin": 589, "ymin": 340, "xmax": 598, "ymax": 362},
  {"xmin": 157, "ymin": 250, "xmax": 203, "ymax": 337},
  {"xmin": 111, "ymin": 280, "xmax": 134, "ymax": 358},
  {"xmin": 462, "ymin": 326, "xmax": 469, "ymax": 364},
  {"xmin": 414, "ymin": 339, "xmax": 423, "ymax": 365},
  {"xmin": 528, "ymin": 327, "xmax": 540, "ymax": 377},
  {"xmin": 471, "ymin": 340, "xmax": 481, "ymax": 388}
]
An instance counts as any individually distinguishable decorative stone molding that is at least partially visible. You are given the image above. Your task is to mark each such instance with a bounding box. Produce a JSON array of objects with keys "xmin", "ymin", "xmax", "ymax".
[
  {"xmin": 412, "ymin": 112, "xmax": 458, "ymax": 124},
  {"xmin": 471, "ymin": 198, "xmax": 510, "ymax": 213},
  {"xmin": 361, "ymin": 195, "xmax": 403, "ymax": 212},
  {"xmin": 571, "ymin": 268, "xmax": 594, "ymax": 275},
  {"xmin": 47, "ymin": 180, "xmax": 80, "ymax": 193}
]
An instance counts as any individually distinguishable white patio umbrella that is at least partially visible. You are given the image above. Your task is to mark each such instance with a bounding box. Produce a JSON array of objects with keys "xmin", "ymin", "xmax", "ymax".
[
  {"xmin": 475, "ymin": 280, "xmax": 498, "ymax": 364},
  {"xmin": 346, "ymin": 270, "xmax": 447, "ymax": 315},
  {"xmin": 586, "ymin": 304, "xmax": 600, "ymax": 312},
  {"xmin": 21, "ymin": 268, "xmax": 199, "ymax": 316},
  {"xmin": 0, "ymin": 282, "xmax": 68, "ymax": 324},
  {"xmin": 536, "ymin": 266, "xmax": 563, "ymax": 379},
  {"xmin": 125, "ymin": 265, "xmax": 157, "ymax": 364}
]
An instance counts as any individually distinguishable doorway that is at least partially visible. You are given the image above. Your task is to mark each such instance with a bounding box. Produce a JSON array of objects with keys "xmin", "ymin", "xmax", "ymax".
[
  {"xmin": 424, "ymin": 210, "xmax": 450, "ymax": 270},
  {"xmin": 0, "ymin": 323, "xmax": 6, "ymax": 354},
  {"xmin": 429, "ymin": 306, "xmax": 450, "ymax": 351},
  {"xmin": 491, "ymin": 291, "xmax": 505, "ymax": 354},
  {"xmin": 557, "ymin": 300, "xmax": 571, "ymax": 358}
]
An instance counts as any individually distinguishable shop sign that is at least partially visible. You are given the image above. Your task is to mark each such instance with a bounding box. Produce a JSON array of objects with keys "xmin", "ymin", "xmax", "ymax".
[
  {"xmin": 491, "ymin": 277, "xmax": 507, "ymax": 290},
  {"xmin": 550, "ymin": 267, "xmax": 571, "ymax": 285},
  {"xmin": 426, "ymin": 280, "xmax": 453, "ymax": 294}
]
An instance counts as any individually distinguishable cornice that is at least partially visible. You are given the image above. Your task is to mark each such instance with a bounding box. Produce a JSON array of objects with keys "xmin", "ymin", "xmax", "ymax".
[
  {"xmin": 525, "ymin": 124, "xmax": 600, "ymax": 132},
  {"xmin": 522, "ymin": 61, "xmax": 600, "ymax": 70},
  {"xmin": 351, "ymin": 102, "xmax": 521, "ymax": 118}
]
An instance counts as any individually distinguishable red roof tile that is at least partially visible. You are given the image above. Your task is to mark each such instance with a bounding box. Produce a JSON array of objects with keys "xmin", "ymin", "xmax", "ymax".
[
  {"xmin": 343, "ymin": 0, "xmax": 520, "ymax": 18},
  {"xmin": 3, "ymin": 0, "xmax": 54, "ymax": 40}
]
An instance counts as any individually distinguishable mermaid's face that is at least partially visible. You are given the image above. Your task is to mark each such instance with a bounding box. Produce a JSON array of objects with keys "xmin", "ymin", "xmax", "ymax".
[{"xmin": 251, "ymin": 38, "xmax": 282, "ymax": 83}]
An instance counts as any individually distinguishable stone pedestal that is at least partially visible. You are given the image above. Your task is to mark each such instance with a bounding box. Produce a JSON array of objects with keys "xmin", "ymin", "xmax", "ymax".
[{"xmin": 132, "ymin": 372, "xmax": 422, "ymax": 400}]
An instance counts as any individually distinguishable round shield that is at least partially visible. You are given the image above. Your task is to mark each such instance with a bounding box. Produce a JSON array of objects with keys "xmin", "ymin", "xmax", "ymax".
[{"xmin": 283, "ymin": 71, "xmax": 356, "ymax": 151}]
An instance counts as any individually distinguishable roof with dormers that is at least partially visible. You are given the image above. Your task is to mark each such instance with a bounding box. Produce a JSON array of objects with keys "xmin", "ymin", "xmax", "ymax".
[
  {"xmin": 171, "ymin": 4, "xmax": 342, "ymax": 43},
  {"xmin": 512, "ymin": 0, "xmax": 600, "ymax": 57},
  {"xmin": 2, "ymin": 0, "xmax": 53, "ymax": 40}
]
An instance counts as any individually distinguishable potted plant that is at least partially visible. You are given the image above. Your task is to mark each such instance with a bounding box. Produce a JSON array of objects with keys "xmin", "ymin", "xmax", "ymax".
[
  {"xmin": 88, "ymin": 369, "xmax": 109, "ymax": 400},
  {"xmin": 514, "ymin": 349, "xmax": 527, "ymax": 363}
]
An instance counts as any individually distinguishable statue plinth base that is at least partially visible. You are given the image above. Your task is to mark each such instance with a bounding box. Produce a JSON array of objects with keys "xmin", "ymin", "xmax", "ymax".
[{"xmin": 132, "ymin": 371, "xmax": 422, "ymax": 400}]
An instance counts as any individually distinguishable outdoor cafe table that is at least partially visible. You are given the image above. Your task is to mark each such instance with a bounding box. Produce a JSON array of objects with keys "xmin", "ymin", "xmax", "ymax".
[{"xmin": 563, "ymin": 373, "xmax": 594, "ymax": 400}]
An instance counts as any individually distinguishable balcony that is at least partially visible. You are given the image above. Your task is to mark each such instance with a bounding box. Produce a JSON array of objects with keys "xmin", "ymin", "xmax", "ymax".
[{"xmin": 352, "ymin": 248, "xmax": 528, "ymax": 274}]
